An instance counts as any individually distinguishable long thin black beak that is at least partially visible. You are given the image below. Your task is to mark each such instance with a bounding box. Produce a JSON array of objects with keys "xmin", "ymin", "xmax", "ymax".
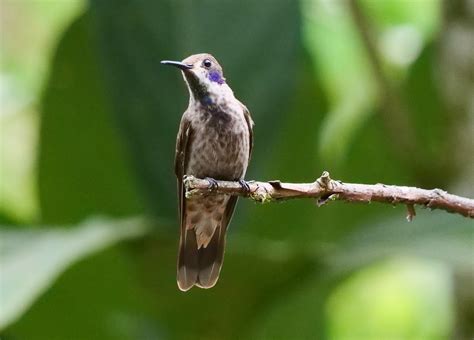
[{"xmin": 160, "ymin": 60, "xmax": 193, "ymax": 70}]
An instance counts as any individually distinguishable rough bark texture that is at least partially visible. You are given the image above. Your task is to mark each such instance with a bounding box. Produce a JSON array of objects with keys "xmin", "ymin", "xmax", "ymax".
[{"xmin": 184, "ymin": 172, "xmax": 474, "ymax": 219}]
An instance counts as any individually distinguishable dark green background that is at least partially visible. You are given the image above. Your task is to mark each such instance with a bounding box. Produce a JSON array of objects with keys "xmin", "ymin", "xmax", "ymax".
[{"xmin": 1, "ymin": 0, "xmax": 473, "ymax": 339}]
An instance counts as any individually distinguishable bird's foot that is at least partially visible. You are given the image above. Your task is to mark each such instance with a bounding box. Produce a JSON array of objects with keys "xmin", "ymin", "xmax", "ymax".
[
  {"xmin": 238, "ymin": 179, "xmax": 251, "ymax": 194},
  {"xmin": 205, "ymin": 177, "xmax": 219, "ymax": 191}
]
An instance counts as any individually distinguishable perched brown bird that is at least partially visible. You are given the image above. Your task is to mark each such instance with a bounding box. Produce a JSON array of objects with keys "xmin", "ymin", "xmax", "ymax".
[{"xmin": 161, "ymin": 54, "xmax": 254, "ymax": 291}]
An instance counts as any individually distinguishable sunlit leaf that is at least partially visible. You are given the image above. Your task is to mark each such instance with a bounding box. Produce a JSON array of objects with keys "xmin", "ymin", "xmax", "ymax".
[{"xmin": 327, "ymin": 258, "xmax": 454, "ymax": 339}]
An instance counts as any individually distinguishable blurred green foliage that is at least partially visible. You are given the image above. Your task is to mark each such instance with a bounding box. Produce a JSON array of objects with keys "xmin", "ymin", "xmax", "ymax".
[
  {"xmin": 1, "ymin": 0, "xmax": 473, "ymax": 339},
  {"xmin": 38, "ymin": 13, "xmax": 144, "ymax": 224},
  {"xmin": 0, "ymin": 0, "xmax": 83, "ymax": 222}
]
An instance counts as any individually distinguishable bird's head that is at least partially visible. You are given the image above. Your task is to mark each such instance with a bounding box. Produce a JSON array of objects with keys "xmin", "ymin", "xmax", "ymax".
[{"xmin": 161, "ymin": 53, "xmax": 229, "ymax": 104}]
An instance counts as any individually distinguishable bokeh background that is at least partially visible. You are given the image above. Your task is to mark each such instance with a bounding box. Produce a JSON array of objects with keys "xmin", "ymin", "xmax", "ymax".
[{"xmin": 1, "ymin": 0, "xmax": 473, "ymax": 339}]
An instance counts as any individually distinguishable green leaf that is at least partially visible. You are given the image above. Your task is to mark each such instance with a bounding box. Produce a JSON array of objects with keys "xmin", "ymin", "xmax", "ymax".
[
  {"xmin": 38, "ymin": 13, "xmax": 144, "ymax": 224},
  {"xmin": 360, "ymin": 0, "xmax": 440, "ymax": 39},
  {"xmin": 5, "ymin": 245, "xmax": 161, "ymax": 340},
  {"xmin": 0, "ymin": 217, "xmax": 150, "ymax": 330}
]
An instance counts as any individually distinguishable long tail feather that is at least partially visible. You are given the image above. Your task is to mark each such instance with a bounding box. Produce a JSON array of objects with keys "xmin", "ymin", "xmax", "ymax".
[
  {"xmin": 196, "ymin": 224, "xmax": 226, "ymax": 288},
  {"xmin": 177, "ymin": 228, "xmax": 198, "ymax": 291}
]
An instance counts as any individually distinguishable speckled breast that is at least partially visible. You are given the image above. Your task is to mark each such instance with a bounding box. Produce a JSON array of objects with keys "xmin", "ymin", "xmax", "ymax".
[{"xmin": 185, "ymin": 104, "xmax": 250, "ymax": 180}]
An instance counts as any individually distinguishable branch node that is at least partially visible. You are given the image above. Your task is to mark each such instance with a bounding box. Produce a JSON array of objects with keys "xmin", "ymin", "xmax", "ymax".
[
  {"xmin": 268, "ymin": 180, "xmax": 282, "ymax": 189},
  {"xmin": 183, "ymin": 175, "xmax": 193, "ymax": 187},
  {"xmin": 250, "ymin": 185, "xmax": 273, "ymax": 204},
  {"xmin": 183, "ymin": 176, "xmax": 200, "ymax": 199},
  {"xmin": 426, "ymin": 199, "xmax": 435, "ymax": 209},
  {"xmin": 317, "ymin": 171, "xmax": 332, "ymax": 190},
  {"xmin": 406, "ymin": 204, "xmax": 416, "ymax": 222},
  {"xmin": 185, "ymin": 189, "xmax": 200, "ymax": 199},
  {"xmin": 317, "ymin": 194, "xmax": 338, "ymax": 207}
]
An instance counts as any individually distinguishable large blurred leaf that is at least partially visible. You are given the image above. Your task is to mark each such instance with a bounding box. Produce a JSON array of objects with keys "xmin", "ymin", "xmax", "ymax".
[
  {"xmin": 0, "ymin": 217, "xmax": 150, "ymax": 330},
  {"xmin": 89, "ymin": 0, "xmax": 301, "ymax": 218},
  {"xmin": 3, "ymin": 225, "xmax": 314, "ymax": 340},
  {"xmin": 38, "ymin": 13, "xmax": 144, "ymax": 224},
  {"xmin": 4, "ymin": 244, "xmax": 159, "ymax": 340}
]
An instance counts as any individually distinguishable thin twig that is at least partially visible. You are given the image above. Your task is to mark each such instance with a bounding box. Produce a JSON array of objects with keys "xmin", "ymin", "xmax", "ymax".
[
  {"xmin": 406, "ymin": 204, "xmax": 416, "ymax": 222},
  {"xmin": 184, "ymin": 172, "xmax": 474, "ymax": 219}
]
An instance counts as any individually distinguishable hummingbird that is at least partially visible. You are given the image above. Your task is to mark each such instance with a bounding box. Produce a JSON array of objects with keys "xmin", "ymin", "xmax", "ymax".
[{"xmin": 161, "ymin": 54, "xmax": 254, "ymax": 291}]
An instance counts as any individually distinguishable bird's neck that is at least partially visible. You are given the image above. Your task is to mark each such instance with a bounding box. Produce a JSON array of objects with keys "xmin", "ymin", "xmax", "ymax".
[{"xmin": 188, "ymin": 83, "xmax": 234, "ymax": 108}]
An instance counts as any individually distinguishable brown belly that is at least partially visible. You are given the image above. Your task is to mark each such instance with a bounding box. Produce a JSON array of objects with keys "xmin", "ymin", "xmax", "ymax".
[{"xmin": 186, "ymin": 122, "xmax": 249, "ymax": 180}]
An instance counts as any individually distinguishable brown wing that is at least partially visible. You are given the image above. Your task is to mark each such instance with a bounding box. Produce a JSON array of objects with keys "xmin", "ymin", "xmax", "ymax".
[
  {"xmin": 174, "ymin": 114, "xmax": 191, "ymax": 216},
  {"xmin": 238, "ymin": 101, "xmax": 254, "ymax": 160},
  {"xmin": 174, "ymin": 114, "xmax": 199, "ymax": 291}
]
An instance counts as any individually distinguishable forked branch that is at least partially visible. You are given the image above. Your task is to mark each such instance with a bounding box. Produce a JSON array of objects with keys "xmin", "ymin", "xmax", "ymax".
[{"xmin": 184, "ymin": 172, "xmax": 474, "ymax": 219}]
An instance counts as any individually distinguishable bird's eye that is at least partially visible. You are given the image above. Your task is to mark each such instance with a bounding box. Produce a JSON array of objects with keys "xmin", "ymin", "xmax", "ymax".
[{"xmin": 203, "ymin": 59, "xmax": 212, "ymax": 68}]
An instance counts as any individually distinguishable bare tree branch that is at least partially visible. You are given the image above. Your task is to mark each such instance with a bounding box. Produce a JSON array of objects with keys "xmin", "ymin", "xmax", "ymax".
[{"xmin": 184, "ymin": 172, "xmax": 474, "ymax": 219}]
